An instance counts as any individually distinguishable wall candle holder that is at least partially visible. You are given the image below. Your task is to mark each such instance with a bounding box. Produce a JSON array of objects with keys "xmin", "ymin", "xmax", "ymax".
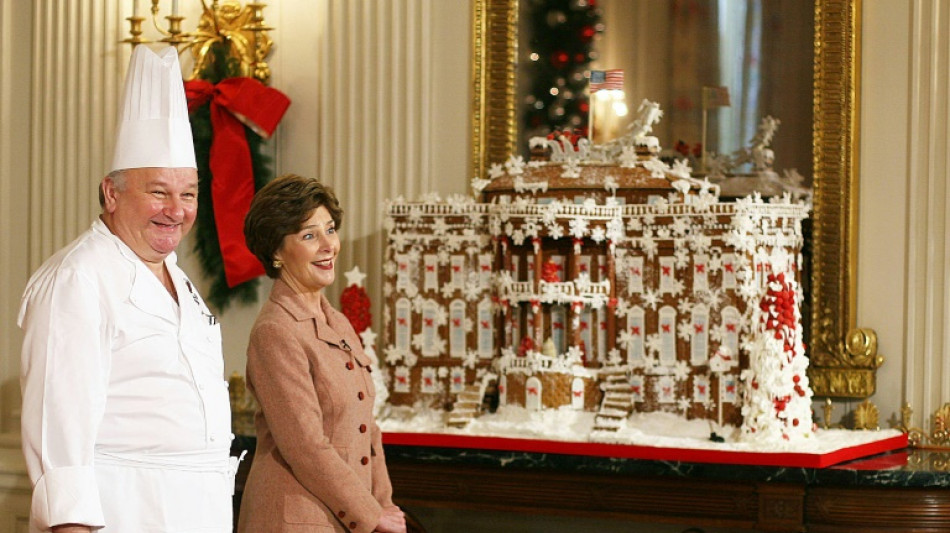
[{"xmin": 122, "ymin": 0, "xmax": 274, "ymax": 85}]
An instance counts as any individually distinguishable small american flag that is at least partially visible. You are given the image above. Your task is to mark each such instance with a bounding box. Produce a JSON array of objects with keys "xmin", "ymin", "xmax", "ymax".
[
  {"xmin": 589, "ymin": 69, "xmax": 624, "ymax": 93},
  {"xmin": 702, "ymin": 85, "xmax": 731, "ymax": 108}
]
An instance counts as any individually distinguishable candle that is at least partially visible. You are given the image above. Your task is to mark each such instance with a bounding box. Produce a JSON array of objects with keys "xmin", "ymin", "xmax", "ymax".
[
  {"xmin": 172, "ymin": 0, "xmax": 179, "ymax": 15},
  {"xmin": 132, "ymin": 0, "xmax": 140, "ymax": 16}
]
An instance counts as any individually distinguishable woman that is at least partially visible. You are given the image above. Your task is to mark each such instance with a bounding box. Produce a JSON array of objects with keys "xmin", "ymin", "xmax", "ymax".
[{"xmin": 239, "ymin": 174, "xmax": 406, "ymax": 533}]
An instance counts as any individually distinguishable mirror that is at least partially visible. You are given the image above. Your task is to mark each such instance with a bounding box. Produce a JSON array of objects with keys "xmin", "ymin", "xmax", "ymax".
[
  {"xmin": 515, "ymin": 1, "xmax": 813, "ymax": 180},
  {"xmin": 471, "ymin": 0, "xmax": 881, "ymax": 399}
]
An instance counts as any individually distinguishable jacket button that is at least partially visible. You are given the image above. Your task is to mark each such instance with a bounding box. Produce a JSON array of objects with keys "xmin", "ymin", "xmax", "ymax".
[
  {"xmin": 359, "ymin": 424, "xmax": 367, "ymax": 433},
  {"xmin": 338, "ymin": 510, "xmax": 346, "ymax": 518},
  {"xmin": 357, "ymin": 391, "xmax": 365, "ymax": 400},
  {"xmin": 345, "ymin": 362, "xmax": 354, "ymax": 370},
  {"xmin": 349, "ymin": 521, "xmax": 357, "ymax": 529},
  {"xmin": 361, "ymin": 456, "xmax": 369, "ymax": 465}
]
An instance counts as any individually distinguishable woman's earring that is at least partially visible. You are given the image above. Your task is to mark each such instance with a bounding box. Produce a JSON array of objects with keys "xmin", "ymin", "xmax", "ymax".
[{"xmin": 272, "ymin": 260, "xmax": 283, "ymax": 269}]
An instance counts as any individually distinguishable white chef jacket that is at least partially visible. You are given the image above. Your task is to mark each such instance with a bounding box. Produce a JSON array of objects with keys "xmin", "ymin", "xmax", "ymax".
[{"xmin": 18, "ymin": 219, "xmax": 234, "ymax": 533}]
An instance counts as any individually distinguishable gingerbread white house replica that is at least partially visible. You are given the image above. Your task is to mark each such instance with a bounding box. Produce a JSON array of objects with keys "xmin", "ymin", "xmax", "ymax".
[{"xmin": 381, "ymin": 105, "xmax": 814, "ymax": 443}]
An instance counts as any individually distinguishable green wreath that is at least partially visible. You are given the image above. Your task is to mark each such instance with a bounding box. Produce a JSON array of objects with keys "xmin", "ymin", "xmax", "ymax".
[{"xmin": 189, "ymin": 43, "xmax": 274, "ymax": 310}]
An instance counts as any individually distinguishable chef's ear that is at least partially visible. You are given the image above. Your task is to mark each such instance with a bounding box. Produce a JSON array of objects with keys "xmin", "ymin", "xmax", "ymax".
[{"xmin": 101, "ymin": 171, "xmax": 125, "ymax": 213}]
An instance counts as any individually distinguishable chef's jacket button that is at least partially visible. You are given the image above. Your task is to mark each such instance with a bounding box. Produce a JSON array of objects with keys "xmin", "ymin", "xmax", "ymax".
[
  {"xmin": 361, "ymin": 456, "xmax": 369, "ymax": 465},
  {"xmin": 345, "ymin": 362, "xmax": 354, "ymax": 370},
  {"xmin": 198, "ymin": 383, "xmax": 205, "ymax": 390},
  {"xmin": 357, "ymin": 391, "xmax": 365, "ymax": 401},
  {"xmin": 209, "ymin": 435, "xmax": 216, "ymax": 442},
  {"xmin": 337, "ymin": 510, "xmax": 346, "ymax": 519},
  {"xmin": 348, "ymin": 522, "xmax": 357, "ymax": 530},
  {"xmin": 359, "ymin": 424, "xmax": 367, "ymax": 433}
]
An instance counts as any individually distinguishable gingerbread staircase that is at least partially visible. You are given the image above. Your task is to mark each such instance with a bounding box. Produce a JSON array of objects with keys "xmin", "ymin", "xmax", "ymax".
[
  {"xmin": 446, "ymin": 384, "xmax": 483, "ymax": 428},
  {"xmin": 592, "ymin": 368, "xmax": 634, "ymax": 432}
]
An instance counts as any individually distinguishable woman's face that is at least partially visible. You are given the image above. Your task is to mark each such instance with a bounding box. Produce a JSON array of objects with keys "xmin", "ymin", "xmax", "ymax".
[{"xmin": 274, "ymin": 205, "xmax": 340, "ymax": 294}]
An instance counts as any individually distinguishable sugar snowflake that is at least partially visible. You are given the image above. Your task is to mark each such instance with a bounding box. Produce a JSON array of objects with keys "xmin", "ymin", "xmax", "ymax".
[
  {"xmin": 561, "ymin": 159, "xmax": 581, "ymax": 178},
  {"xmin": 606, "ymin": 217, "xmax": 625, "ymax": 242},
  {"xmin": 673, "ymin": 360, "xmax": 691, "ymax": 381},
  {"xmin": 590, "ymin": 226, "xmax": 607, "ymax": 243},
  {"xmin": 471, "ymin": 178, "xmax": 491, "ymax": 193},
  {"xmin": 678, "ymin": 398, "xmax": 692, "ymax": 413},
  {"xmin": 569, "ymin": 217, "xmax": 589, "ymax": 239},
  {"xmin": 439, "ymin": 283, "xmax": 456, "ymax": 299},
  {"xmin": 511, "ymin": 229, "xmax": 525, "ymax": 245},
  {"xmin": 642, "ymin": 289, "xmax": 660, "ymax": 310},
  {"xmin": 505, "ymin": 155, "xmax": 526, "ymax": 175},
  {"xmin": 437, "ymin": 249, "xmax": 451, "ymax": 265},
  {"xmin": 618, "ymin": 147, "xmax": 638, "ymax": 168}
]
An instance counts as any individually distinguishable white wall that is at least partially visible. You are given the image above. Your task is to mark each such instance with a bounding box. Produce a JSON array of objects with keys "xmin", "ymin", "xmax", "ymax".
[
  {"xmin": 857, "ymin": 1, "xmax": 912, "ymax": 424},
  {"xmin": 858, "ymin": 0, "xmax": 950, "ymax": 426},
  {"xmin": 189, "ymin": 0, "xmax": 473, "ymax": 376}
]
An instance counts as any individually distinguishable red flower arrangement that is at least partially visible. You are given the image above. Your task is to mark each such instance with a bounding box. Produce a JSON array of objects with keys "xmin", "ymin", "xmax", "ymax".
[{"xmin": 340, "ymin": 284, "xmax": 372, "ymax": 338}]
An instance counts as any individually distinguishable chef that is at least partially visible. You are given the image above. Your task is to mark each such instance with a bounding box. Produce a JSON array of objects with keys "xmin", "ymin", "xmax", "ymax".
[{"xmin": 18, "ymin": 45, "xmax": 234, "ymax": 533}]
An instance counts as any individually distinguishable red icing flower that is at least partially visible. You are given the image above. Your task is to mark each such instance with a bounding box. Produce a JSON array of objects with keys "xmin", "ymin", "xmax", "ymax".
[{"xmin": 340, "ymin": 284, "xmax": 372, "ymax": 337}]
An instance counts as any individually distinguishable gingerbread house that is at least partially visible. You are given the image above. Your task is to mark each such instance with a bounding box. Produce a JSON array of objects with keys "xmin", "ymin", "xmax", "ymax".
[{"xmin": 381, "ymin": 112, "xmax": 813, "ymax": 442}]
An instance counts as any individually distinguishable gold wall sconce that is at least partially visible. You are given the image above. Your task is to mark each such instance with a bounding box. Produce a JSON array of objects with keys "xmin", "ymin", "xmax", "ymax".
[
  {"xmin": 122, "ymin": 0, "xmax": 274, "ymax": 85},
  {"xmin": 899, "ymin": 402, "xmax": 950, "ymax": 449}
]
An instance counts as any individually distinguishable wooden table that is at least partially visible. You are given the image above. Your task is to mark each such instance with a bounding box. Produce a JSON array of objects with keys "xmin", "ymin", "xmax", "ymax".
[{"xmin": 382, "ymin": 444, "xmax": 950, "ymax": 533}]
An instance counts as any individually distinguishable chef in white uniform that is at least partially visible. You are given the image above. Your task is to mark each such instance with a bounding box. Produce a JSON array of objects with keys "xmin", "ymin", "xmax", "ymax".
[{"xmin": 18, "ymin": 45, "xmax": 234, "ymax": 533}]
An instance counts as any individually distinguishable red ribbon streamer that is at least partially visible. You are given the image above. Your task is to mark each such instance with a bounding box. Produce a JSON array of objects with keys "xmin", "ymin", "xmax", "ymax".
[{"xmin": 185, "ymin": 77, "xmax": 291, "ymax": 287}]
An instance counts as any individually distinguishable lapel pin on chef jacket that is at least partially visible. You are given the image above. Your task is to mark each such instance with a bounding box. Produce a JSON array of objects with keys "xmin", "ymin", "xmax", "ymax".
[{"xmin": 185, "ymin": 280, "xmax": 217, "ymax": 325}]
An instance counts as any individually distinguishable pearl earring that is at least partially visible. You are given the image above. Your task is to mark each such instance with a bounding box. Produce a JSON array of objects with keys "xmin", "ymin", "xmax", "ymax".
[{"xmin": 272, "ymin": 260, "xmax": 283, "ymax": 269}]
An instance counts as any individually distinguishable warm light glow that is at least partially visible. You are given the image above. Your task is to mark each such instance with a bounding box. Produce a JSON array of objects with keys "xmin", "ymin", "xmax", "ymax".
[
  {"xmin": 613, "ymin": 101, "xmax": 628, "ymax": 117},
  {"xmin": 594, "ymin": 89, "xmax": 624, "ymax": 100}
]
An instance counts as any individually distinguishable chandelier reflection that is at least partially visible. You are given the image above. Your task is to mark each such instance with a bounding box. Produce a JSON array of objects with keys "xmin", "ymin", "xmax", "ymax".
[{"xmin": 122, "ymin": 0, "xmax": 274, "ymax": 85}]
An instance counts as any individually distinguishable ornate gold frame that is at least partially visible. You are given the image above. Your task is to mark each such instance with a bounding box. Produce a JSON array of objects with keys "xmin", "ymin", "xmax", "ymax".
[{"xmin": 470, "ymin": 0, "xmax": 880, "ymax": 399}]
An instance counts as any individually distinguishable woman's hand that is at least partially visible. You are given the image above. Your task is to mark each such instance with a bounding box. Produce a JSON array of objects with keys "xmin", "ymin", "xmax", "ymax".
[{"xmin": 374, "ymin": 505, "xmax": 407, "ymax": 533}]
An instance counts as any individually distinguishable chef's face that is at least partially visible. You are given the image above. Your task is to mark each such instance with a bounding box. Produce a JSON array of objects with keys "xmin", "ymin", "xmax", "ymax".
[
  {"xmin": 102, "ymin": 167, "xmax": 198, "ymax": 265},
  {"xmin": 274, "ymin": 206, "xmax": 340, "ymax": 294}
]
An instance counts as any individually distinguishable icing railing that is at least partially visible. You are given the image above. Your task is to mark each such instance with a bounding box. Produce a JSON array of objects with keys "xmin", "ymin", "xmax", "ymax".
[
  {"xmin": 499, "ymin": 279, "xmax": 612, "ymax": 306},
  {"xmin": 387, "ymin": 202, "xmax": 494, "ymax": 216},
  {"xmin": 387, "ymin": 200, "xmax": 809, "ymax": 220}
]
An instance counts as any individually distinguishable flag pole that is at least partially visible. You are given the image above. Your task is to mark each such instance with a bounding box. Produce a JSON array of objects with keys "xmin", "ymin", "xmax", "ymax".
[
  {"xmin": 701, "ymin": 106, "xmax": 709, "ymax": 173},
  {"xmin": 701, "ymin": 86, "xmax": 709, "ymax": 173},
  {"xmin": 700, "ymin": 86, "xmax": 730, "ymax": 174},
  {"xmin": 588, "ymin": 95, "xmax": 595, "ymax": 144}
]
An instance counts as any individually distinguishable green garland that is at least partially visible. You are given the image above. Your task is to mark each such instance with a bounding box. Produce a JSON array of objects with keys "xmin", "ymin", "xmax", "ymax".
[
  {"xmin": 522, "ymin": 0, "xmax": 602, "ymax": 145},
  {"xmin": 190, "ymin": 42, "xmax": 274, "ymax": 311}
]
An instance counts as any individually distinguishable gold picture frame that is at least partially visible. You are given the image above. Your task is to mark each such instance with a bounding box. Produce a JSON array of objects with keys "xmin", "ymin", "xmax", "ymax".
[{"xmin": 470, "ymin": 0, "xmax": 880, "ymax": 399}]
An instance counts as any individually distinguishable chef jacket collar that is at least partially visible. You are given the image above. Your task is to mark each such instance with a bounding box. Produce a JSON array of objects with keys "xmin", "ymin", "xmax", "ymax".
[
  {"xmin": 92, "ymin": 218, "xmax": 180, "ymax": 268},
  {"xmin": 92, "ymin": 218, "xmax": 181, "ymax": 325},
  {"xmin": 269, "ymin": 278, "xmax": 373, "ymax": 367}
]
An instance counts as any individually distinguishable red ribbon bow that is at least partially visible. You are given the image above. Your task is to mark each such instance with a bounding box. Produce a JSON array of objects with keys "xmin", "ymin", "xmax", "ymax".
[{"xmin": 185, "ymin": 77, "xmax": 291, "ymax": 287}]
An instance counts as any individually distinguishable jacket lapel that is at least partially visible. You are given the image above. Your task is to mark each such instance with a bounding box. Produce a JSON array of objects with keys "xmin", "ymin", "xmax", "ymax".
[{"xmin": 269, "ymin": 280, "xmax": 372, "ymax": 367}]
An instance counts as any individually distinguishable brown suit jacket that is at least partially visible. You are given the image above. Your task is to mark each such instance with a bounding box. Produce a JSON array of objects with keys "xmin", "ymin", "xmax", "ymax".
[{"xmin": 237, "ymin": 280, "xmax": 394, "ymax": 533}]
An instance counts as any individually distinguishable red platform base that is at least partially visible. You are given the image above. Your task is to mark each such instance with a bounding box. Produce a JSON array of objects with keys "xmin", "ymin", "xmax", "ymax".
[{"xmin": 383, "ymin": 430, "xmax": 908, "ymax": 468}]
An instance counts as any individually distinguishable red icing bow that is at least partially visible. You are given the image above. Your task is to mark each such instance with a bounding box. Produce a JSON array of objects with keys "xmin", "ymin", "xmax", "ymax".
[{"xmin": 185, "ymin": 77, "xmax": 291, "ymax": 287}]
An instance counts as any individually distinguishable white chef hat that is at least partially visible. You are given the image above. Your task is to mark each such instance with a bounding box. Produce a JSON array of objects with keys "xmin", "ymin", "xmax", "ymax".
[{"xmin": 110, "ymin": 45, "xmax": 196, "ymax": 172}]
